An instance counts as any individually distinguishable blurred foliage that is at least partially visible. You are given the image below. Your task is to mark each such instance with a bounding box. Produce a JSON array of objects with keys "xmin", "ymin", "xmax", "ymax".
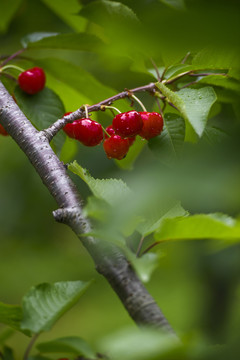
[{"xmin": 0, "ymin": 0, "xmax": 240, "ymax": 359}]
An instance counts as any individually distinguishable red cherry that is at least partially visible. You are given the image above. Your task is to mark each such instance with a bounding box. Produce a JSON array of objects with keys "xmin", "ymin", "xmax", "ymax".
[
  {"xmin": 112, "ymin": 110, "xmax": 143, "ymax": 138},
  {"xmin": 75, "ymin": 119, "xmax": 103, "ymax": 146},
  {"xmin": 63, "ymin": 113, "xmax": 103, "ymax": 146},
  {"xmin": 62, "ymin": 112, "xmax": 76, "ymax": 139},
  {"xmin": 0, "ymin": 124, "xmax": 9, "ymax": 136},
  {"xmin": 105, "ymin": 125, "xmax": 115, "ymax": 138},
  {"xmin": 18, "ymin": 67, "xmax": 46, "ymax": 95},
  {"xmin": 139, "ymin": 112, "xmax": 164, "ymax": 140},
  {"xmin": 103, "ymin": 135, "xmax": 129, "ymax": 160},
  {"xmin": 105, "ymin": 125, "xmax": 135, "ymax": 146}
]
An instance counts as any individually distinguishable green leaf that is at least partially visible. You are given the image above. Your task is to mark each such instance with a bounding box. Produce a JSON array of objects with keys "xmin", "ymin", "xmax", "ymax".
[
  {"xmin": 158, "ymin": 0, "xmax": 186, "ymax": 11},
  {"xmin": 37, "ymin": 336, "xmax": 95, "ymax": 358},
  {"xmin": 40, "ymin": 0, "xmax": 87, "ymax": 32},
  {"xmin": 79, "ymin": 0, "xmax": 139, "ymax": 26},
  {"xmin": 14, "ymin": 86, "xmax": 66, "ymax": 155},
  {"xmin": 201, "ymin": 125, "xmax": 229, "ymax": 146},
  {"xmin": 148, "ymin": 113, "xmax": 185, "ymax": 165},
  {"xmin": 37, "ymin": 58, "xmax": 115, "ymax": 104},
  {"xmin": 137, "ymin": 201, "xmax": 187, "ymax": 237},
  {"xmin": 69, "ymin": 160, "xmax": 131, "ymax": 206},
  {"xmin": 0, "ymin": 302, "xmax": 22, "ymax": 332},
  {"xmin": 192, "ymin": 48, "xmax": 239, "ymax": 71},
  {"xmin": 21, "ymin": 32, "xmax": 59, "ymax": 48},
  {"xmin": 156, "ymin": 82, "xmax": 217, "ymax": 137},
  {"xmin": 0, "ymin": 328, "xmax": 14, "ymax": 344},
  {"xmin": 21, "ymin": 281, "xmax": 91, "ymax": 334},
  {"xmin": 98, "ymin": 326, "xmax": 180, "ymax": 360},
  {"xmin": 155, "ymin": 213, "xmax": 240, "ymax": 242},
  {"xmin": 0, "ymin": 0, "xmax": 22, "ymax": 33},
  {"xmin": 1, "ymin": 346, "xmax": 15, "ymax": 360},
  {"xmin": 83, "ymin": 196, "xmax": 110, "ymax": 222},
  {"xmin": 24, "ymin": 32, "xmax": 103, "ymax": 52},
  {"xmin": 177, "ymin": 87, "xmax": 217, "ymax": 137},
  {"xmin": 126, "ymin": 251, "xmax": 161, "ymax": 283},
  {"xmin": 198, "ymin": 75, "xmax": 240, "ymax": 93}
]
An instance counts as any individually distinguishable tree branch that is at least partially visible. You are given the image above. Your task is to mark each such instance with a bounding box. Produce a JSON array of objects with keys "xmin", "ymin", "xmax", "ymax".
[
  {"xmin": 43, "ymin": 82, "xmax": 157, "ymax": 142},
  {"xmin": 0, "ymin": 81, "xmax": 175, "ymax": 334}
]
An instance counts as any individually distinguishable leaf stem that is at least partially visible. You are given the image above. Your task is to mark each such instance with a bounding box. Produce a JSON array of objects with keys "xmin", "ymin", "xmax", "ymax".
[{"xmin": 23, "ymin": 333, "xmax": 40, "ymax": 360}]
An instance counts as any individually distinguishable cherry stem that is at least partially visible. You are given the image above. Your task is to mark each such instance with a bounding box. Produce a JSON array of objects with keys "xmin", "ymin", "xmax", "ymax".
[
  {"xmin": 130, "ymin": 94, "xmax": 147, "ymax": 112},
  {"xmin": 102, "ymin": 126, "xmax": 110, "ymax": 137},
  {"xmin": 102, "ymin": 105, "xmax": 121, "ymax": 114},
  {"xmin": 84, "ymin": 104, "xmax": 89, "ymax": 118},
  {"xmin": 1, "ymin": 64, "xmax": 25, "ymax": 73},
  {"xmin": 1, "ymin": 49, "xmax": 25, "ymax": 67}
]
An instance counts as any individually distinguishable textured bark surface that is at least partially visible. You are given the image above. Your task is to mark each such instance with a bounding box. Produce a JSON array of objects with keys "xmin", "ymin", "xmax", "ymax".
[{"xmin": 0, "ymin": 81, "xmax": 175, "ymax": 334}]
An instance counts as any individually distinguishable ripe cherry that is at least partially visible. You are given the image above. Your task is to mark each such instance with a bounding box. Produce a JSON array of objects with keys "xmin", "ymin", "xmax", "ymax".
[
  {"xmin": 105, "ymin": 125, "xmax": 116, "ymax": 138},
  {"xmin": 62, "ymin": 112, "xmax": 76, "ymax": 139},
  {"xmin": 18, "ymin": 67, "xmax": 46, "ymax": 95},
  {"xmin": 103, "ymin": 135, "xmax": 129, "ymax": 160},
  {"xmin": 139, "ymin": 112, "xmax": 164, "ymax": 140},
  {"xmin": 63, "ymin": 113, "xmax": 103, "ymax": 146},
  {"xmin": 112, "ymin": 110, "xmax": 143, "ymax": 138},
  {"xmin": 105, "ymin": 125, "xmax": 135, "ymax": 146},
  {"xmin": 0, "ymin": 124, "xmax": 9, "ymax": 136}
]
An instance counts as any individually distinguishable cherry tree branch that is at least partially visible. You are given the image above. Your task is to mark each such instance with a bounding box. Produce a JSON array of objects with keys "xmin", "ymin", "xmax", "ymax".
[
  {"xmin": 42, "ymin": 83, "xmax": 157, "ymax": 142},
  {"xmin": 0, "ymin": 80, "xmax": 175, "ymax": 334}
]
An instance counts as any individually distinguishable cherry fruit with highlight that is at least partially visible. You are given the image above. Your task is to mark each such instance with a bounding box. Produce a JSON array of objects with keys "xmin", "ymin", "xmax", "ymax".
[
  {"xmin": 18, "ymin": 67, "xmax": 46, "ymax": 95},
  {"xmin": 139, "ymin": 112, "xmax": 164, "ymax": 140},
  {"xmin": 103, "ymin": 135, "xmax": 129, "ymax": 160},
  {"xmin": 112, "ymin": 110, "xmax": 142, "ymax": 138}
]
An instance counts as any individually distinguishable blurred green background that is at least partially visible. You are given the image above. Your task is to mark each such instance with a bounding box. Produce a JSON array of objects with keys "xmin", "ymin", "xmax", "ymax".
[{"xmin": 0, "ymin": 0, "xmax": 240, "ymax": 358}]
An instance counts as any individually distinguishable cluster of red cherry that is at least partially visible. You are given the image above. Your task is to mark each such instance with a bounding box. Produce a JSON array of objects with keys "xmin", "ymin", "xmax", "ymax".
[
  {"xmin": 63, "ymin": 110, "xmax": 163, "ymax": 160},
  {"xmin": 0, "ymin": 66, "xmax": 164, "ymax": 159}
]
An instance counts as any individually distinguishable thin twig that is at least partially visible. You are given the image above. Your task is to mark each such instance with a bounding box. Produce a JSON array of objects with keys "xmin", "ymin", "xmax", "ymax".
[
  {"xmin": 1, "ymin": 49, "xmax": 25, "ymax": 67},
  {"xmin": 150, "ymin": 58, "xmax": 161, "ymax": 81},
  {"xmin": 142, "ymin": 241, "xmax": 164, "ymax": 255},
  {"xmin": 160, "ymin": 67, "xmax": 169, "ymax": 82},
  {"xmin": 23, "ymin": 333, "xmax": 40, "ymax": 360},
  {"xmin": 189, "ymin": 72, "xmax": 227, "ymax": 77},
  {"xmin": 179, "ymin": 80, "xmax": 199, "ymax": 89}
]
